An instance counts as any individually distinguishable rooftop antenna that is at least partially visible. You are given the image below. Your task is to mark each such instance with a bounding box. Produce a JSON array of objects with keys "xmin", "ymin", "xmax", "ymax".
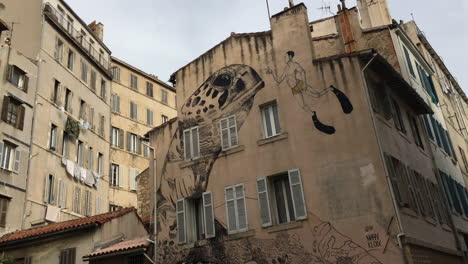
[
  {"xmin": 411, "ymin": 12, "xmax": 415, "ymax": 21},
  {"xmin": 317, "ymin": 1, "xmax": 334, "ymax": 16}
]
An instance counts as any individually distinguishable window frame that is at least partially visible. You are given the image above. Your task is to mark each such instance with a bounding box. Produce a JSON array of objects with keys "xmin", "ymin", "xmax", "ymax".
[
  {"xmin": 224, "ymin": 184, "xmax": 248, "ymax": 234},
  {"xmin": 110, "ymin": 163, "xmax": 119, "ymax": 186},
  {"xmin": 220, "ymin": 115, "xmax": 239, "ymax": 151},
  {"xmin": 260, "ymin": 102, "xmax": 281, "ymax": 138},
  {"xmin": 183, "ymin": 127, "xmax": 200, "ymax": 161},
  {"xmin": 130, "ymin": 74, "xmax": 138, "ymax": 89}
]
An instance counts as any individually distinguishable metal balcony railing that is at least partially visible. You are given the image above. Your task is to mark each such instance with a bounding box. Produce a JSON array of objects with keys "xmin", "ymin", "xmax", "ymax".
[{"xmin": 44, "ymin": 3, "xmax": 110, "ymax": 71}]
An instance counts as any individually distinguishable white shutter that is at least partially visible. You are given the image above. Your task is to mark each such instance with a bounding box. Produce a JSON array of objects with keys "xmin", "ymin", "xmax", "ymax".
[
  {"xmin": 225, "ymin": 186, "xmax": 237, "ymax": 233},
  {"xmin": 96, "ymin": 196, "xmax": 101, "ymax": 214},
  {"xmin": 288, "ymin": 169, "xmax": 307, "ymax": 220},
  {"xmin": 130, "ymin": 168, "xmax": 136, "ymax": 190},
  {"xmin": 13, "ymin": 149, "xmax": 21, "ymax": 173},
  {"xmin": 43, "ymin": 176, "xmax": 50, "ymax": 203},
  {"xmin": 62, "ymin": 181, "xmax": 67, "ymax": 209},
  {"xmin": 118, "ymin": 165, "xmax": 124, "ymax": 188},
  {"xmin": 192, "ymin": 127, "xmax": 200, "ymax": 158},
  {"xmin": 256, "ymin": 178, "xmax": 272, "ymax": 227},
  {"xmin": 176, "ymin": 199, "xmax": 186, "ymax": 244},
  {"xmin": 202, "ymin": 192, "xmax": 215, "ymax": 239},
  {"xmin": 117, "ymin": 96, "xmax": 120, "ymax": 113},
  {"xmin": 229, "ymin": 116, "xmax": 238, "ymax": 147},
  {"xmin": 220, "ymin": 118, "xmax": 230, "ymax": 150},
  {"xmin": 57, "ymin": 179, "xmax": 63, "ymax": 208},
  {"xmin": 235, "ymin": 185, "xmax": 248, "ymax": 231},
  {"xmin": 183, "ymin": 129, "xmax": 191, "ymax": 160},
  {"xmin": 0, "ymin": 142, "xmax": 4, "ymax": 169}
]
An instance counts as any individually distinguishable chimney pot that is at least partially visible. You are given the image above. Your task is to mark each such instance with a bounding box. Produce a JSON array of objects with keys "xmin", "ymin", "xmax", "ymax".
[{"xmin": 337, "ymin": 4, "xmax": 342, "ymax": 11}]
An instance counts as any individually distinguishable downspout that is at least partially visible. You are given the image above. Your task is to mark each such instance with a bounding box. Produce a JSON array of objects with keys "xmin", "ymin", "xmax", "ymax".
[
  {"xmin": 359, "ymin": 51, "xmax": 408, "ymax": 264},
  {"xmin": 21, "ymin": 3, "xmax": 46, "ymax": 230}
]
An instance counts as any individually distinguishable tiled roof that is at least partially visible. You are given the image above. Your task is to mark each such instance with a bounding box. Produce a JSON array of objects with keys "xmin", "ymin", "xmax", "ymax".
[
  {"xmin": 84, "ymin": 236, "xmax": 149, "ymax": 258},
  {"xmin": 0, "ymin": 208, "xmax": 136, "ymax": 245},
  {"xmin": 145, "ymin": 117, "xmax": 178, "ymax": 137}
]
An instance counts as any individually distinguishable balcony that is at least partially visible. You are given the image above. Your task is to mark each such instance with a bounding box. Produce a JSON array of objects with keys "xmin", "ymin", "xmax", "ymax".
[{"xmin": 43, "ymin": 4, "xmax": 111, "ymax": 74}]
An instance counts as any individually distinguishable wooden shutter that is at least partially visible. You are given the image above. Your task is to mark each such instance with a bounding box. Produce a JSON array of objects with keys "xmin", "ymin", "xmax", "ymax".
[
  {"xmin": 89, "ymin": 107, "xmax": 94, "ymax": 129},
  {"xmin": 130, "ymin": 168, "xmax": 136, "ymax": 190},
  {"xmin": 183, "ymin": 129, "xmax": 191, "ymax": 160},
  {"xmin": 192, "ymin": 127, "xmax": 200, "ymax": 158},
  {"xmin": 0, "ymin": 198, "xmax": 8, "ymax": 227},
  {"xmin": 220, "ymin": 118, "xmax": 230, "ymax": 150},
  {"xmin": 0, "ymin": 142, "xmax": 4, "ymax": 168},
  {"xmin": 229, "ymin": 116, "xmax": 238, "ymax": 147},
  {"xmin": 126, "ymin": 132, "xmax": 131, "ymax": 151},
  {"xmin": 17, "ymin": 105, "xmax": 25, "ymax": 130},
  {"xmin": 136, "ymin": 137, "xmax": 142, "ymax": 155},
  {"xmin": 119, "ymin": 129, "xmax": 124, "ymax": 149},
  {"xmin": 6, "ymin": 65, "xmax": 13, "ymax": 82},
  {"xmin": 1, "ymin": 96, "xmax": 10, "ymax": 122},
  {"xmin": 288, "ymin": 169, "xmax": 307, "ymax": 220},
  {"xmin": 13, "ymin": 149, "xmax": 20, "ymax": 173},
  {"xmin": 225, "ymin": 186, "xmax": 237, "ymax": 233},
  {"xmin": 57, "ymin": 179, "xmax": 63, "ymax": 208},
  {"xmin": 116, "ymin": 95, "xmax": 120, "ymax": 113},
  {"xmin": 203, "ymin": 191, "xmax": 215, "ymax": 238},
  {"xmin": 43, "ymin": 176, "xmax": 50, "ymax": 203},
  {"xmin": 256, "ymin": 178, "xmax": 272, "ymax": 227},
  {"xmin": 118, "ymin": 165, "xmax": 124, "ymax": 188},
  {"xmin": 176, "ymin": 198, "xmax": 186, "ymax": 244},
  {"xmin": 235, "ymin": 184, "xmax": 248, "ymax": 231}
]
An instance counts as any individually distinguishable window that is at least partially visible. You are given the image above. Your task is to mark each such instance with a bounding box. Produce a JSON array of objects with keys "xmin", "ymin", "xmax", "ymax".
[
  {"xmin": 97, "ymin": 153, "xmax": 103, "ymax": 176},
  {"xmin": 161, "ymin": 89, "xmax": 168, "ymax": 104},
  {"xmin": 130, "ymin": 74, "xmax": 138, "ymax": 89},
  {"xmin": 391, "ymin": 99, "xmax": 405, "ymax": 133},
  {"xmin": 79, "ymin": 100, "xmax": 86, "ymax": 120},
  {"xmin": 57, "ymin": 179, "xmax": 67, "ymax": 209},
  {"xmin": 130, "ymin": 101, "xmax": 138, "ymax": 120},
  {"xmin": 384, "ymin": 154, "xmax": 411, "ymax": 208},
  {"xmin": 111, "ymin": 94, "xmax": 120, "ymax": 113},
  {"xmin": 99, "ymin": 115, "xmax": 105, "ymax": 137},
  {"xmin": 147, "ymin": 109, "xmax": 153, "ymax": 126},
  {"xmin": 225, "ymin": 184, "xmax": 248, "ymax": 234},
  {"xmin": 0, "ymin": 196, "xmax": 10, "ymax": 227},
  {"xmin": 176, "ymin": 192, "xmax": 215, "ymax": 244},
  {"xmin": 111, "ymin": 127, "xmax": 120, "ymax": 147},
  {"xmin": 79, "ymin": 30, "xmax": 86, "ymax": 45},
  {"xmin": 128, "ymin": 133, "xmax": 138, "ymax": 153},
  {"xmin": 459, "ymin": 147, "xmax": 468, "ymax": 173},
  {"xmin": 409, "ymin": 114, "xmax": 424, "ymax": 149},
  {"xmin": 183, "ymin": 127, "xmax": 200, "ymax": 160},
  {"xmin": 80, "ymin": 60, "xmax": 88, "ymax": 82},
  {"xmin": 55, "ymin": 39, "xmax": 64, "ymax": 63},
  {"xmin": 84, "ymin": 190, "xmax": 92, "ymax": 216},
  {"xmin": 44, "ymin": 174, "xmax": 55, "ymax": 205},
  {"xmin": 64, "ymin": 88, "xmax": 72, "ymax": 112},
  {"xmin": 110, "ymin": 164, "xmax": 119, "ymax": 186},
  {"xmin": 59, "ymin": 248, "xmax": 76, "ymax": 264},
  {"xmin": 99, "ymin": 50, "xmax": 104, "ymax": 64},
  {"xmin": 261, "ymin": 103, "xmax": 281, "ymax": 138},
  {"xmin": 90, "ymin": 71, "xmax": 97, "ymax": 91},
  {"xmin": 100, "ymin": 80, "xmax": 106, "ymax": 100},
  {"xmin": 130, "ymin": 168, "xmax": 138, "ymax": 191},
  {"xmin": 89, "ymin": 39, "xmax": 94, "ymax": 53},
  {"xmin": 367, "ymin": 77, "xmax": 392, "ymax": 120},
  {"xmin": 112, "ymin": 67, "xmax": 120, "ymax": 81},
  {"xmin": 256, "ymin": 169, "xmax": 307, "ymax": 227},
  {"xmin": 7, "ymin": 65, "xmax": 29, "ymax": 91},
  {"xmin": 162, "ymin": 115, "xmax": 168, "ymax": 123},
  {"xmin": 146, "ymin": 82, "xmax": 154, "ymax": 97},
  {"xmin": 416, "ymin": 64, "xmax": 439, "ymax": 104},
  {"xmin": 403, "ymin": 46, "xmax": 416, "ymax": 78},
  {"xmin": 220, "ymin": 116, "xmax": 238, "ymax": 150},
  {"xmin": 109, "ymin": 204, "xmax": 122, "ymax": 212},
  {"xmin": 62, "ymin": 132, "xmax": 69, "ymax": 159},
  {"xmin": 142, "ymin": 139, "xmax": 150, "ymax": 158},
  {"xmin": 66, "ymin": 16, "xmax": 73, "ymax": 34},
  {"xmin": 52, "ymin": 80, "xmax": 61, "ymax": 105},
  {"xmin": 57, "ymin": 5, "xmax": 65, "ymax": 24},
  {"xmin": 127, "ymin": 255, "xmax": 144, "ymax": 264},
  {"xmin": 87, "ymin": 146, "xmax": 93, "ymax": 170},
  {"xmin": 67, "ymin": 50, "xmax": 74, "ymax": 71},
  {"xmin": 76, "ymin": 141, "xmax": 83, "ymax": 166},
  {"xmin": 2, "ymin": 96, "xmax": 25, "ymax": 130},
  {"xmin": 73, "ymin": 186, "xmax": 81, "ymax": 214},
  {"xmin": 89, "ymin": 107, "xmax": 94, "ymax": 130},
  {"xmin": 49, "ymin": 124, "xmax": 58, "ymax": 151},
  {"xmin": 0, "ymin": 141, "xmax": 21, "ymax": 173}
]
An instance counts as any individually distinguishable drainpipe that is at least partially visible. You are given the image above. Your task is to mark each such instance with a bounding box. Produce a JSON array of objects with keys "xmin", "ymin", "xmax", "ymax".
[
  {"xmin": 21, "ymin": 4, "xmax": 46, "ymax": 229},
  {"xmin": 147, "ymin": 145, "xmax": 157, "ymax": 264},
  {"xmin": 359, "ymin": 51, "xmax": 408, "ymax": 264}
]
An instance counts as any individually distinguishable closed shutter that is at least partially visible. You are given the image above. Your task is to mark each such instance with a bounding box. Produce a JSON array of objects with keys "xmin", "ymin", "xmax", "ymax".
[
  {"xmin": 6, "ymin": 65, "xmax": 13, "ymax": 82},
  {"xmin": 118, "ymin": 165, "xmax": 124, "ymax": 188},
  {"xmin": 235, "ymin": 184, "xmax": 248, "ymax": 231},
  {"xmin": 256, "ymin": 178, "xmax": 272, "ymax": 227},
  {"xmin": 88, "ymin": 148, "xmax": 93, "ymax": 170},
  {"xmin": 130, "ymin": 168, "xmax": 136, "ymax": 190},
  {"xmin": 176, "ymin": 199, "xmax": 186, "ymax": 244},
  {"xmin": 183, "ymin": 130, "xmax": 191, "ymax": 160},
  {"xmin": 23, "ymin": 75, "xmax": 29, "ymax": 93},
  {"xmin": 229, "ymin": 116, "xmax": 238, "ymax": 147},
  {"xmin": 288, "ymin": 169, "xmax": 307, "ymax": 220},
  {"xmin": 0, "ymin": 199, "xmax": 8, "ymax": 227},
  {"xmin": 89, "ymin": 107, "xmax": 94, "ymax": 130},
  {"xmin": 192, "ymin": 127, "xmax": 200, "ymax": 158},
  {"xmin": 117, "ymin": 95, "xmax": 120, "ymax": 113},
  {"xmin": 136, "ymin": 137, "xmax": 142, "ymax": 155},
  {"xmin": 119, "ymin": 129, "xmax": 124, "ymax": 149},
  {"xmin": 272, "ymin": 104, "xmax": 281, "ymax": 135},
  {"xmin": 225, "ymin": 186, "xmax": 237, "ymax": 233},
  {"xmin": 1, "ymin": 96, "xmax": 10, "ymax": 122},
  {"xmin": 220, "ymin": 118, "xmax": 229, "ymax": 150},
  {"xmin": 17, "ymin": 105, "xmax": 25, "ymax": 130},
  {"xmin": 203, "ymin": 191, "xmax": 215, "ymax": 238},
  {"xmin": 43, "ymin": 176, "xmax": 50, "ymax": 203},
  {"xmin": 0, "ymin": 142, "xmax": 4, "ymax": 168},
  {"xmin": 58, "ymin": 179, "xmax": 63, "ymax": 208},
  {"xmin": 96, "ymin": 196, "xmax": 101, "ymax": 214},
  {"xmin": 126, "ymin": 132, "xmax": 131, "ymax": 151},
  {"xmin": 13, "ymin": 149, "xmax": 21, "ymax": 173}
]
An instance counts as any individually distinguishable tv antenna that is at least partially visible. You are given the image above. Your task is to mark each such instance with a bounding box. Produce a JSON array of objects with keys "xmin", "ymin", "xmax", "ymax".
[{"xmin": 317, "ymin": 1, "xmax": 334, "ymax": 16}]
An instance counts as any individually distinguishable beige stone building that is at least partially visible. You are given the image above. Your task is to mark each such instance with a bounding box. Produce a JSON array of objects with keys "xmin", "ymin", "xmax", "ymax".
[
  {"xmin": 145, "ymin": 1, "xmax": 468, "ymax": 264},
  {"xmin": 0, "ymin": 0, "xmax": 113, "ymax": 230},
  {"xmin": 108, "ymin": 57, "xmax": 176, "ymax": 211}
]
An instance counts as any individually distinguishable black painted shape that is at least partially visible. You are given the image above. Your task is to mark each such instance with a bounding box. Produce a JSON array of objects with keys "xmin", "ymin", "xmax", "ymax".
[
  {"xmin": 196, "ymin": 109, "xmax": 201, "ymax": 115},
  {"xmin": 213, "ymin": 73, "xmax": 232, "ymax": 87},
  {"xmin": 312, "ymin": 111, "xmax": 335, "ymax": 135},
  {"xmin": 194, "ymin": 89, "xmax": 201, "ymax": 96},
  {"xmin": 200, "ymin": 100, "xmax": 206, "ymax": 106},
  {"xmin": 331, "ymin": 85, "xmax": 353, "ymax": 114},
  {"xmin": 212, "ymin": 90, "xmax": 219, "ymax": 99},
  {"xmin": 208, "ymin": 104, "xmax": 215, "ymax": 109},
  {"xmin": 218, "ymin": 91, "xmax": 229, "ymax": 108},
  {"xmin": 203, "ymin": 83, "xmax": 209, "ymax": 90},
  {"xmin": 203, "ymin": 107, "xmax": 208, "ymax": 113},
  {"xmin": 235, "ymin": 79, "xmax": 246, "ymax": 92},
  {"xmin": 192, "ymin": 96, "xmax": 201, "ymax": 107}
]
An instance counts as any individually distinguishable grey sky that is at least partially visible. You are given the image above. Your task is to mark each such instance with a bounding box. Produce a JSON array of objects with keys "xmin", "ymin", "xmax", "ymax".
[{"xmin": 68, "ymin": 0, "xmax": 467, "ymax": 91}]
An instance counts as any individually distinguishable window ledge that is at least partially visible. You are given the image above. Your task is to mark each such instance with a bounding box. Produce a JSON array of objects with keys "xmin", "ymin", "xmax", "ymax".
[
  {"xmin": 218, "ymin": 145, "xmax": 245, "ymax": 158},
  {"xmin": 225, "ymin": 229, "xmax": 255, "ymax": 241},
  {"xmin": 257, "ymin": 133, "xmax": 288, "ymax": 146},
  {"xmin": 265, "ymin": 220, "xmax": 303, "ymax": 233},
  {"xmin": 400, "ymin": 207, "xmax": 419, "ymax": 218},
  {"xmin": 180, "ymin": 239, "xmax": 209, "ymax": 250},
  {"xmin": 179, "ymin": 157, "xmax": 204, "ymax": 169},
  {"xmin": 425, "ymin": 217, "xmax": 437, "ymax": 226},
  {"xmin": 441, "ymin": 224, "xmax": 452, "ymax": 232}
]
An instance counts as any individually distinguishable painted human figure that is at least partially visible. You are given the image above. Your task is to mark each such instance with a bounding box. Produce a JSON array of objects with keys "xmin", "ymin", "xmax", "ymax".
[{"xmin": 267, "ymin": 51, "xmax": 353, "ymax": 135}]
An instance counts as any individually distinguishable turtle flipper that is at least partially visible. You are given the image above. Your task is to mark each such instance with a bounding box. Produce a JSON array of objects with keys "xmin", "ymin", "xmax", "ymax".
[
  {"xmin": 312, "ymin": 112, "xmax": 336, "ymax": 135},
  {"xmin": 331, "ymin": 85, "xmax": 353, "ymax": 114}
]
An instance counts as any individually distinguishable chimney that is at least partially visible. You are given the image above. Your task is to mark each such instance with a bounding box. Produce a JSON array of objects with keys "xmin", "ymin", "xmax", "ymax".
[
  {"xmin": 357, "ymin": 0, "xmax": 392, "ymax": 29},
  {"xmin": 288, "ymin": 0, "xmax": 295, "ymax": 8},
  {"xmin": 88, "ymin": 20, "xmax": 104, "ymax": 41},
  {"xmin": 337, "ymin": 1, "xmax": 356, "ymax": 53}
]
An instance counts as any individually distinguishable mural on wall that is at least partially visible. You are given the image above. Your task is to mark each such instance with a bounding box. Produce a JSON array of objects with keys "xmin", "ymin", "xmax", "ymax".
[
  {"xmin": 266, "ymin": 51, "xmax": 354, "ymax": 135},
  {"xmin": 155, "ymin": 65, "xmax": 383, "ymax": 264}
]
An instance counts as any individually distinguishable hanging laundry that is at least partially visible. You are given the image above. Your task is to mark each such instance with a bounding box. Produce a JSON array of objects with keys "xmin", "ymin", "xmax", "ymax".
[
  {"xmin": 61, "ymin": 156, "xmax": 67, "ymax": 166},
  {"xmin": 85, "ymin": 170, "xmax": 95, "ymax": 187},
  {"xmin": 80, "ymin": 167, "xmax": 87, "ymax": 182},
  {"xmin": 74, "ymin": 165, "xmax": 81, "ymax": 179},
  {"xmin": 66, "ymin": 160, "xmax": 75, "ymax": 177}
]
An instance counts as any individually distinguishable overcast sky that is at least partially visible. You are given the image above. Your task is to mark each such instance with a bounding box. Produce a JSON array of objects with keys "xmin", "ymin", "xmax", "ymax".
[{"xmin": 68, "ymin": 0, "xmax": 467, "ymax": 91}]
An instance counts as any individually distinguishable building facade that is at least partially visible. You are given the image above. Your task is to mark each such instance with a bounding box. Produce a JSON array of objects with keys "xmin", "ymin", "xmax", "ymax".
[
  {"xmin": 108, "ymin": 57, "xmax": 176, "ymax": 211},
  {"xmin": 147, "ymin": 2, "xmax": 467, "ymax": 264}
]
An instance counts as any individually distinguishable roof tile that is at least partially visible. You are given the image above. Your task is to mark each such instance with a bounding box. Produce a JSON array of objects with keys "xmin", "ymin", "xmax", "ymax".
[{"xmin": 84, "ymin": 236, "xmax": 150, "ymax": 258}]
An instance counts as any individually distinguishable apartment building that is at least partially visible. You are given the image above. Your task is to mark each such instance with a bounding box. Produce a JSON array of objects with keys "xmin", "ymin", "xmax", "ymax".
[
  {"xmin": 108, "ymin": 57, "xmax": 176, "ymax": 210},
  {"xmin": 0, "ymin": 20, "xmax": 38, "ymax": 235},
  {"xmin": 0, "ymin": 0, "xmax": 112, "ymax": 229},
  {"xmin": 145, "ymin": 2, "xmax": 467, "ymax": 264}
]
